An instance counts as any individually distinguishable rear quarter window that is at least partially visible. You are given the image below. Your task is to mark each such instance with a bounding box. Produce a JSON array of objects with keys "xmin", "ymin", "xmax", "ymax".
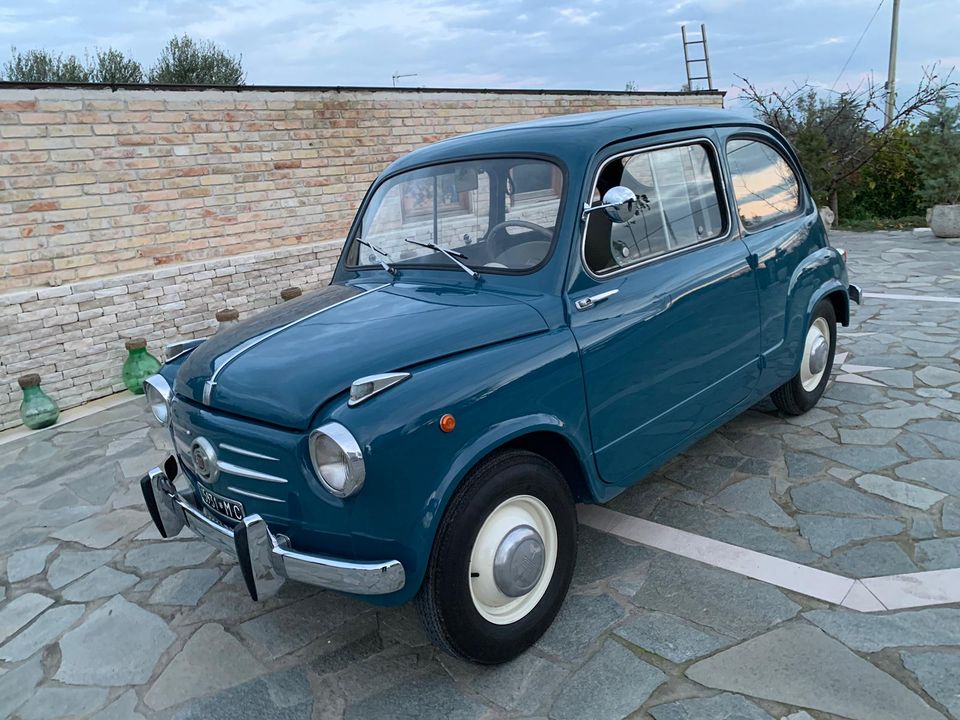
[{"xmin": 726, "ymin": 138, "xmax": 801, "ymax": 230}]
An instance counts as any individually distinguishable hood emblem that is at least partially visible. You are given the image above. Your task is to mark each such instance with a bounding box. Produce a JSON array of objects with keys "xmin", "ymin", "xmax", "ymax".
[{"xmin": 190, "ymin": 437, "xmax": 219, "ymax": 484}]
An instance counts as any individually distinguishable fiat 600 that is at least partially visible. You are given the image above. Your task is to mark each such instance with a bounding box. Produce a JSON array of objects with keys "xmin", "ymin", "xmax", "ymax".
[{"xmin": 141, "ymin": 107, "xmax": 859, "ymax": 663}]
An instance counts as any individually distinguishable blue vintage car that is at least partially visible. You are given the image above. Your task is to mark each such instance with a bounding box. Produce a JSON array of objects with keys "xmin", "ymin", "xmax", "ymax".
[{"xmin": 141, "ymin": 107, "xmax": 859, "ymax": 663}]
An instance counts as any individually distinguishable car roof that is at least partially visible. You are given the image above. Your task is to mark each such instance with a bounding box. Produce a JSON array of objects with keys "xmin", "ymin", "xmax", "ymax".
[{"xmin": 383, "ymin": 107, "xmax": 765, "ymax": 176}]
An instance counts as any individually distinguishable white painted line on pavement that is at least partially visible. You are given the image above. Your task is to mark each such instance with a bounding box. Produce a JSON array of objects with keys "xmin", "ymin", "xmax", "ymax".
[
  {"xmin": 861, "ymin": 568, "xmax": 960, "ymax": 611},
  {"xmin": 863, "ymin": 292, "xmax": 960, "ymax": 304},
  {"xmin": 580, "ymin": 504, "xmax": 960, "ymax": 614}
]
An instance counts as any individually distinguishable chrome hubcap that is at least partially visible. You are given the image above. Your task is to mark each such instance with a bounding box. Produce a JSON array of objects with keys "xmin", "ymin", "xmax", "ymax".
[
  {"xmin": 493, "ymin": 525, "xmax": 545, "ymax": 597},
  {"xmin": 809, "ymin": 335, "xmax": 829, "ymax": 376},
  {"xmin": 800, "ymin": 317, "xmax": 832, "ymax": 392}
]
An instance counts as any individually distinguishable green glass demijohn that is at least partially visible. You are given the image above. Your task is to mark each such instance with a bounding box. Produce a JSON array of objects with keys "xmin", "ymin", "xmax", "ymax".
[
  {"xmin": 122, "ymin": 338, "xmax": 161, "ymax": 394},
  {"xmin": 18, "ymin": 373, "xmax": 60, "ymax": 430}
]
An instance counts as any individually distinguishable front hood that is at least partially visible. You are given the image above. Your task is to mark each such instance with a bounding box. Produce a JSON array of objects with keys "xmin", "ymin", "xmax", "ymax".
[{"xmin": 177, "ymin": 281, "xmax": 547, "ymax": 429}]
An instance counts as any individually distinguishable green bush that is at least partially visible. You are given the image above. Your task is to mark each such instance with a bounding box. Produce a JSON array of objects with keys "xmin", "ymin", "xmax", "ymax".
[
  {"xmin": 147, "ymin": 35, "xmax": 244, "ymax": 86},
  {"xmin": 911, "ymin": 100, "xmax": 960, "ymax": 206}
]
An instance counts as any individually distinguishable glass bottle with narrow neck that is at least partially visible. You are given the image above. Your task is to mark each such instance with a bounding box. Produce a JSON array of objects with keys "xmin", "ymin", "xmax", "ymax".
[{"xmin": 18, "ymin": 374, "xmax": 60, "ymax": 429}]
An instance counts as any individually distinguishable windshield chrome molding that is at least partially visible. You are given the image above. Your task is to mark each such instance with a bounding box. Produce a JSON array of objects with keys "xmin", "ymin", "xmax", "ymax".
[
  {"xmin": 579, "ymin": 136, "xmax": 734, "ymax": 282},
  {"xmin": 348, "ymin": 372, "xmax": 412, "ymax": 407},
  {"xmin": 202, "ymin": 283, "xmax": 390, "ymax": 406}
]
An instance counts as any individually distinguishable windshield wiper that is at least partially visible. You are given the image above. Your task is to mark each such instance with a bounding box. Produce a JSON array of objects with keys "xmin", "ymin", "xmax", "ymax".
[
  {"xmin": 404, "ymin": 238, "xmax": 479, "ymax": 280},
  {"xmin": 356, "ymin": 238, "xmax": 397, "ymax": 276}
]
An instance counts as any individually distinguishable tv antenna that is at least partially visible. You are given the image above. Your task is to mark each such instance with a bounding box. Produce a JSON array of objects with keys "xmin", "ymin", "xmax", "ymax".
[{"xmin": 392, "ymin": 72, "xmax": 419, "ymax": 87}]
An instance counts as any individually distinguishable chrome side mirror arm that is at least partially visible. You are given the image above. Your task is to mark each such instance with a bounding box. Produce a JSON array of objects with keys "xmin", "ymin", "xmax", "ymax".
[{"xmin": 580, "ymin": 186, "xmax": 639, "ymax": 223}]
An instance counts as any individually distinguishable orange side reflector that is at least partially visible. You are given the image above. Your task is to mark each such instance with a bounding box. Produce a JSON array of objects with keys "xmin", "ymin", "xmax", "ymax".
[{"xmin": 439, "ymin": 414, "xmax": 456, "ymax": 433}]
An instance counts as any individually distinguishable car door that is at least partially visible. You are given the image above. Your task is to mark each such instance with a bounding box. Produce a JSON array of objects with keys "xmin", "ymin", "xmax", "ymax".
[
  {"xmin": 569, "ymin": 135, "xmax": 762, "ymax": 487},
  {"xmin": 720, "ymin": 130, "xmax": 820, "ymax": 386}
]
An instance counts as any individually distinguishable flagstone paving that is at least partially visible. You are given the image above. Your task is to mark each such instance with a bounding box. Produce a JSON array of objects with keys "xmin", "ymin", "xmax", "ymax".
[{"xmin": 0, "ymin": 229, "xmax": 958, "ymax": 719}]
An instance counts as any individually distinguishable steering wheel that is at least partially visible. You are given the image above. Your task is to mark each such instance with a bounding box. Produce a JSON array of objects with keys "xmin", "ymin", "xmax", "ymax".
[
  {"xmin": 483, "ymin": 219, "xmax": 552, "ymax": 260},
  {"xmin": 484, "ymin": 219, "xmax": 552, "ymax": 240}
]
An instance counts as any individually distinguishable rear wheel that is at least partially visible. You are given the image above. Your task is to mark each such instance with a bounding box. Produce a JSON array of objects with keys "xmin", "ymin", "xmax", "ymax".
[
  {"xmin": 415, "ymin": 449, "xmax": 576, "ymax": 664},
  {"xmin": 771, "ymin": 298, "xmax": 837, "ymax": 415}
]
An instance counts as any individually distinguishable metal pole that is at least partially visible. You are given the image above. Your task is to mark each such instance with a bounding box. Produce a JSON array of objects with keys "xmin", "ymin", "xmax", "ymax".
[
  {"xmin": 700, "ymin": 24, "xmax": 714, "ymax": 90},
  {"xmin": 681, "ymin": 25, "xmax": 691, "ymax": 89},
  {"xmin": 884, "ymin": 0, "xmax": 900, "ymax": 125}
]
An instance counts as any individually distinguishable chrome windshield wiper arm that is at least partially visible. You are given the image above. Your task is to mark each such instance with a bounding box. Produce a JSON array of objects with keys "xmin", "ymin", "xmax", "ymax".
[
  {"xmin": 404, "ymin": 238, "xmax": 479, "ymax": 280},
  {"xmin": 356, "ymin": 238, "xmax": 397, "ymax": 276}
]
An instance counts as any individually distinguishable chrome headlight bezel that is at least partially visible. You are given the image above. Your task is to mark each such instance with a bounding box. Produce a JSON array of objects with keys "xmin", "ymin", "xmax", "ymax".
[
  {"xmin": 308, "ymin": 422, "xmax": 365, "ymax": 498},
  {"xmin": 143, "ymin": 374, "xmax": 172, "ymax": 426}
]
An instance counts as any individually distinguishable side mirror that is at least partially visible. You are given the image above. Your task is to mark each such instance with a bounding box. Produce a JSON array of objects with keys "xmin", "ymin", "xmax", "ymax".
[{"xmin": 581, "ymin": 186, "xmax": 638, "ymax": 223}]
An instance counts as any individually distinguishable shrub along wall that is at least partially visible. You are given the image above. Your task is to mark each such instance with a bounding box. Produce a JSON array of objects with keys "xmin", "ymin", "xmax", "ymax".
[{"xmin": 0, "ymin": 84, "xmax": 724, "ymax": 429}]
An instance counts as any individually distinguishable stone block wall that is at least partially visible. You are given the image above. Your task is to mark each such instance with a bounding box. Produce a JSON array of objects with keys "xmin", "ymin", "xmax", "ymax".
[{"xmin": 0, "ymin": 84, "xmax": 723, "ymax": 429}]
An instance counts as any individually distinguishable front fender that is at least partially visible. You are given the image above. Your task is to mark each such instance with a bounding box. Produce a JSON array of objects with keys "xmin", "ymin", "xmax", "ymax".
[{"xmin": 321, "ymin": 327, "xmax": 596, "ymax": 605}]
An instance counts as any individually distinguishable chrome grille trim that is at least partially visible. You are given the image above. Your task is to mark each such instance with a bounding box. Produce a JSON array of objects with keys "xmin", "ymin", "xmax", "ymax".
[
  {"xmin": 219, "ymin": 443, "xmax": 279, "ymax": 462},
  {"xmin": 227, "ymin": 486, "xmax": 285, "ymax": 503},
  {"xmin": 219, "ymin": 460, "xmax": 288, "ymax": 484}
]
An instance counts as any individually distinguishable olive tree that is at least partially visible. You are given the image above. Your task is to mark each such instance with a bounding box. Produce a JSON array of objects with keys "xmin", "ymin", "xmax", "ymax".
[
  {"xmin": 912, "ymin": 99, "xmax": 960, "ymax": 206},
  {"xmin": 2, "ymin": 47, "xmax": 91, "ymax": 82},
  {"xmin": 147, "ymin": 35, "xmax": 245, "ymax": 85},
  {"xmin": 90, "ymin": 48, "xmax": 144, "ymax": 84},
  {"xmin": 737, "ymin": 65, "xmax": 956, "ymax": 220}
]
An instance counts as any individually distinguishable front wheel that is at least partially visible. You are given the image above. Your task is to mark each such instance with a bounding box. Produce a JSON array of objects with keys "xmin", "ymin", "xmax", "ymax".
[
  {"xmin": 771, "ymin": 298, "xmax": 837, "ymax": 415},
  {"xmin": 415, "ymin": 449, "xmax": 577, "ymax": 664}
]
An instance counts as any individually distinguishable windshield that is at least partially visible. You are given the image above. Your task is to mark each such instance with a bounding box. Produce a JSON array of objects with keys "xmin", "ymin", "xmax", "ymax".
[{"xmin": 347, "ymin": 158, "xmax": 563, "ymax": 273}]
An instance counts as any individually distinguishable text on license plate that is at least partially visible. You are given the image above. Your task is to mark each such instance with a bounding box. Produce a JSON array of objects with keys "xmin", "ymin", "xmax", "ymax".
[{"xmin": 199, "ymin": 487, "xmax": 245, "ymax": 521}]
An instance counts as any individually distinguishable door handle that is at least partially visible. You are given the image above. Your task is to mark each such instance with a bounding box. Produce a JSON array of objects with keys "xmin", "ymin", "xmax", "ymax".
[{"xmin": 575, "ymin": 289, "xmax": 619, "ymax": 311}]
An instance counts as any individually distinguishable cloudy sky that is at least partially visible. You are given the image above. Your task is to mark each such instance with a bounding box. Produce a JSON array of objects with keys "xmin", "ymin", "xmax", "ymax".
[{"xmin": 1, "ymin": 0, "xmax": 956, "ymax": 103}]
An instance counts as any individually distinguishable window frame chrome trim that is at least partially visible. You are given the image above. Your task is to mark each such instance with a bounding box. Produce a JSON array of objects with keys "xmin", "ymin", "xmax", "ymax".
[
  {"xmin": 579, "ymin": 136, "xmax": 733, "ymax": 282},
  {"xmin": 724, "ymin": 132, "xmax": 807, "ymax": 236}
]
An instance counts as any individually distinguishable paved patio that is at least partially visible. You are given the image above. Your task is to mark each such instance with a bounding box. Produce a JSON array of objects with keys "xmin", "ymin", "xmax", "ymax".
[{"xmin": 1, "ymin": 229, "xmax": 959, "ymax": 720}]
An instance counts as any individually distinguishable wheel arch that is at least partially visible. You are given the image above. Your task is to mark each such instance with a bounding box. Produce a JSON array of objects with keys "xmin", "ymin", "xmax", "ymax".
[
  {"xmin": 500, "ymin": 430, "xmax": 594, "ymax": 503},
  {"xmin": 824, "ymin": 287, "xmax": 850, "ymax": 327}
]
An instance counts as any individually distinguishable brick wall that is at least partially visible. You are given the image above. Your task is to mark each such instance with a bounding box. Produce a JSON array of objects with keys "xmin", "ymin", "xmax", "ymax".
[{"xmin": 0, "ymin": 84, "xmax": 724, "ymax": 429}]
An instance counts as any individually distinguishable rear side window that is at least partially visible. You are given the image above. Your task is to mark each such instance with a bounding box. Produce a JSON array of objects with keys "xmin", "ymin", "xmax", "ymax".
[
  {"xmin": 583, "ymin": 142, "xmax": 725, "ymax": 276},
  {"xmin": 726, "ymin": 138, "xmax": 801, "ymax": 230}
]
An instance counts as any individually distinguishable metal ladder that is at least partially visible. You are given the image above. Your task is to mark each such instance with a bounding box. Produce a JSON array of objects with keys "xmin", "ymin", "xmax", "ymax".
[{"xmin": 681, "ymin": 24, "xmax": 714, "ymax": 91}]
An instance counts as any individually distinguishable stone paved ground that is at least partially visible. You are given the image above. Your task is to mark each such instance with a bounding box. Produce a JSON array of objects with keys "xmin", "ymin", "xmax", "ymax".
[{"xmin": 1, "ymin": 229, "xmax": 959, "ymax": 720}]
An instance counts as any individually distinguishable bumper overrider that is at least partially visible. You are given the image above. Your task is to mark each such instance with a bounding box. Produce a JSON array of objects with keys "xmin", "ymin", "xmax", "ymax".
[
  {"xmin": 848, "ymin": 283, "xmax": 862, "ymax": 305},
  {"xmin": 140, "ymin": 456, "xmax": 405, "ymax": 600}
]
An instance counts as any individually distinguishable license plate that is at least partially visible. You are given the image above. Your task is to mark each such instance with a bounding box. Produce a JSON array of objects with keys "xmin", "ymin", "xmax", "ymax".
[{"xmin": 198, "ymin": 487, "xmax": 245, "ymax": 522}]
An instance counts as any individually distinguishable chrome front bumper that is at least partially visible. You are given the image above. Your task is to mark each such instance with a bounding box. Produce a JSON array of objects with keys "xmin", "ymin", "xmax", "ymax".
[{"xmin": 140, "ymin": 456, "xmax": 405, "ymax": 600}]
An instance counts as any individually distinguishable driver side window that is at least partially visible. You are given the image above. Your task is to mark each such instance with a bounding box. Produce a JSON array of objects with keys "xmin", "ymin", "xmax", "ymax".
[{"xmin": 584, "ymin": 143, "xmax": 725, "ymax": 276}]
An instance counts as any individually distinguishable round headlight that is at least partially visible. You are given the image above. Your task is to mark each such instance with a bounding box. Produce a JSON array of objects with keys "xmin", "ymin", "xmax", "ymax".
[
  {"xmin": 309, "ymin": 422, "xmax": 365, "ymax": 498},
  {"xmin": 143, "ymin": 375, "xmax": 171, "ymax": 426}
]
